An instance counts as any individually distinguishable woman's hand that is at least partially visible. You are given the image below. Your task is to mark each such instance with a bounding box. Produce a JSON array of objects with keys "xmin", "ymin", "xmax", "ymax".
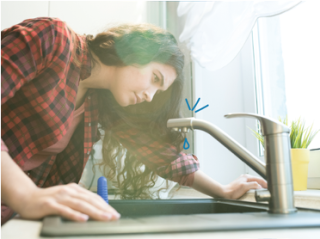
[
  {"xmin": 223, "ymin": 174, "xmax": 268, "ymax": 200},
  {"xmin": 191, "ymin": 170, "xmax": 267, "ymax": 200},
  {"xmin": 18, "ymin": 183, "xmax": 120, "ymax": 222}
]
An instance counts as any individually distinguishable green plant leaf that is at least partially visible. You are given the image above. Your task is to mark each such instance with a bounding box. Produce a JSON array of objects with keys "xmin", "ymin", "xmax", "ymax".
[
  {"xmin": 278, "ymin": 115, "xmax": 288, "ymax": 126},
  {"xmin": 290, "ymin": 120, "xmax": 298, "ymax": 147},
  {"xmin": 295, "ymin": 119, "xmax": 305, "ymax": 148},
  {"xmin": 248, "ymin": 126, "xmax": 265, "ymax": 148},
  {"xmin": 301, "ymin": 124, "xmax": 313, "ymax": 148}
]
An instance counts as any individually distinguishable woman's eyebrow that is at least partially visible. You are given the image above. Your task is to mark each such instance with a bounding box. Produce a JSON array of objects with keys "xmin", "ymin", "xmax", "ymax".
[{"xmin": 158, "ymin": 71, "xmax": 165, "ymax": 88}]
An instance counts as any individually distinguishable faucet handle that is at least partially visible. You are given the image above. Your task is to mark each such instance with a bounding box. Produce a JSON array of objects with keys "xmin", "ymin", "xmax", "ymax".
[{"xmin": 224, "ymin": 113, "xmax": 290, "ymax": 136}]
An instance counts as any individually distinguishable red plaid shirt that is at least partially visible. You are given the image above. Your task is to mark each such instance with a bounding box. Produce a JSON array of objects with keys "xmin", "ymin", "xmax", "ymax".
[{"xmin": 1, "ymin": 17, "xmax": 199, "ymax": 189}]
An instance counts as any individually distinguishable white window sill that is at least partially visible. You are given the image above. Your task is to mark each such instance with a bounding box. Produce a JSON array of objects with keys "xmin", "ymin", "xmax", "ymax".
[{"xmin": 170, "ymin": 188, "xmax": 320, "ymax": 210}]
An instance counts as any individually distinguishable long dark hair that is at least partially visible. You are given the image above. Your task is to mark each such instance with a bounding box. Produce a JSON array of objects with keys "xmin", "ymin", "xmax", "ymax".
[{"xmin": 86, "ymin": 23, "xmax": 185, "ymax": 199}]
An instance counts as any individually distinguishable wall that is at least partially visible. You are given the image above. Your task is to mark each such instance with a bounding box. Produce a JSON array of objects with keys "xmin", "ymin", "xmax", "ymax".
[
  {"xmin": 193, "ymin": 51, "xmax": 245, "ymax": 185},
  {"xmin": 1, "ymin": 1, "xmax": 49, "ymax": 30}
]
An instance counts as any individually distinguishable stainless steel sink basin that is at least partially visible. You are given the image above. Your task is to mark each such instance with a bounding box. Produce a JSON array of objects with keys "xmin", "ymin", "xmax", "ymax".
[{"xmin": 41, "ymin": 199, "xmax": 320, "ymax": 236}]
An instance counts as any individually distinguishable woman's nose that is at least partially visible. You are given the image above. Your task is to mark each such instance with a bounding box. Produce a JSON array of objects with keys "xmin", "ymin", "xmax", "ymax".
[{"xmin": 144, "ymin": 88, "xmax": 158, "ymax": 102}]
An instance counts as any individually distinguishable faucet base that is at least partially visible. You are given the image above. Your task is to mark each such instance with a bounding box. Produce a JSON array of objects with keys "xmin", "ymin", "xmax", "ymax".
[{"xmin": 268, "ymin": 208, "xmax": 298, "ymax": 214}]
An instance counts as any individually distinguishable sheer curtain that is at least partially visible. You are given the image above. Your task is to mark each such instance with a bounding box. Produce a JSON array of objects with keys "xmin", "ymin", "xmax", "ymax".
[{"xmin": 178, "ymin": 1, "xmax": 301, "ymax": 71}]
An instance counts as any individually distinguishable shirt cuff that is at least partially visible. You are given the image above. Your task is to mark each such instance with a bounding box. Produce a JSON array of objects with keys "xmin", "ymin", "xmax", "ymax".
[
  {"xmin": 156, "ymin": 153, "xmax": 200, "ymax": 183},
  {"xmin": 1, "ymin": 139, "xmax": 9, "ymax": 153}
]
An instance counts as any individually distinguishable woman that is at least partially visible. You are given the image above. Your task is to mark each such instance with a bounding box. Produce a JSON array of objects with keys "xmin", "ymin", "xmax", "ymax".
[{"xmin": 1, "ymin": 17, "xmax": 267, "ymax": 225}]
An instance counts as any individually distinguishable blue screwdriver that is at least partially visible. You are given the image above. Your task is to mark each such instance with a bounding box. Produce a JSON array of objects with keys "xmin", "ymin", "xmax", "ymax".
[{"xmin": 97, "ymin": 176, "xmax": 109, "ymax": 204}]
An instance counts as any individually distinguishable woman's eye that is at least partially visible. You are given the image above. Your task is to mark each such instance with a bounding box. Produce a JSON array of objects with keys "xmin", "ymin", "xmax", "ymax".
[{"xmin": 153, "ymin": 73, "xmax": 160, "ymax": 83}]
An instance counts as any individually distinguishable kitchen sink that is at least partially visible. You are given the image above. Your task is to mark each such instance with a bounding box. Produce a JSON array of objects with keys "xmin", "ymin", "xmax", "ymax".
[{"xmin": 41, "ymin": 198, "xmax": 320, "ymax": 236}]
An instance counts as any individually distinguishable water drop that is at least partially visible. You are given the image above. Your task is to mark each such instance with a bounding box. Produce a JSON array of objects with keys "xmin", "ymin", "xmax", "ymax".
[{"xmin": 183, "ymin": 138, "xmax": 190, "ymax": 150}]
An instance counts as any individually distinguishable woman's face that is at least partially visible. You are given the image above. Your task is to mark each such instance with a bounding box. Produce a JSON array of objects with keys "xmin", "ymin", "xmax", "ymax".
[{"xmin": 110, "ymin": 62, "xmax": 177, "ymax": 107}]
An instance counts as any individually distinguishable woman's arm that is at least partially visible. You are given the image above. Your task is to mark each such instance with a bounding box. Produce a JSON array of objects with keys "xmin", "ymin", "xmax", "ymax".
[
  {"xmin": 1, "ymin": 151, "xmax": 38, "ymax": 211},
  {"xmin": 191, "ymin": 170, "xmax": 267, "ymax": 200},
  {"xmin": 1, "ymin": 151, "xmax": 120, "ymax": 221}
]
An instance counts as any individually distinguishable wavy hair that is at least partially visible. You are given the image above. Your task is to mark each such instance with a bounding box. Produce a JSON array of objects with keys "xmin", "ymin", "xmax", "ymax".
[{"xmin": 86, "ymin": 23, "xmax": 185, "ymax": 199}]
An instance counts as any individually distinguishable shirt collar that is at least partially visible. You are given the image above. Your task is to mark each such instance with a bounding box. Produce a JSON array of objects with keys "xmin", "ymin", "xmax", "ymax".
[{"xmin": 79, "ymin": 35, "xmax": 92, "ymax": 80}]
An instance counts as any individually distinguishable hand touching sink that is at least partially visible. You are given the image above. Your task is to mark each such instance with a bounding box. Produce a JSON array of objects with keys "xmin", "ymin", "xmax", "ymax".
[{"xmin": 190, "ymin": 170, "xmax": 267, "ymax": 200}]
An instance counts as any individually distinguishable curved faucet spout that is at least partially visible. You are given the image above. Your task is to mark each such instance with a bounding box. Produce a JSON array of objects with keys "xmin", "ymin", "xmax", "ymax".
[{"xmin": 167, "ymin": 117, "xmax": 266, "ymax": 178}]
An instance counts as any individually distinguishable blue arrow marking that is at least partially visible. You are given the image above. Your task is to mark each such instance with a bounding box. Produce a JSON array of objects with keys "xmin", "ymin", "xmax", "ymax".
[
  {"xmin": 195, "ymin": 104, "xmax": 209, "ymax": 113},
  {"xmin": 192, "ymin": 98, "xmax": 201, "ymax": 111},
  {"xmin": 185, "ymin": 97, "xmax": 209, "ymax": 113},
  {"xmin": 185, "ymin": 98, "xmax": 191, "ymax": 110}
]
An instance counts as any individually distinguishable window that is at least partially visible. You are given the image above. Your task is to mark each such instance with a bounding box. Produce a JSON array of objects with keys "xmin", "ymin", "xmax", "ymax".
[{"xmin": 252, "ymin": 1, "xmax": 320, "ymax": 152}]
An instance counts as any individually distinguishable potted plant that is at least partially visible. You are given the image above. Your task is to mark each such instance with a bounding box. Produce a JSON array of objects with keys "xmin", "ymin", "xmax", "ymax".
[{"xmin": 250, "ymin": 116, "xmax": 319, "ymax": 191}]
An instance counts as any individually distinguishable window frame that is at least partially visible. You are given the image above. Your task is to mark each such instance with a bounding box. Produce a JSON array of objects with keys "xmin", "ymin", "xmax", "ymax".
[{"xmin": 239, "ymin": 30, "xmax": 266, "ymax": 175}]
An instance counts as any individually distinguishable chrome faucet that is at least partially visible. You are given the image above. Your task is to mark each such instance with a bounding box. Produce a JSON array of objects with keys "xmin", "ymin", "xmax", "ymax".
[{"xmin": 167, "ymin": 113, "xmax": 297, "ymax": 214}]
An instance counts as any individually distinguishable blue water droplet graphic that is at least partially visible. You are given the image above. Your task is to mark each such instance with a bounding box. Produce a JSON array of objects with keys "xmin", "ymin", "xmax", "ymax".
[{"xmin": 183, "ymin": 138, "xmax": 190, "ymax": 150}]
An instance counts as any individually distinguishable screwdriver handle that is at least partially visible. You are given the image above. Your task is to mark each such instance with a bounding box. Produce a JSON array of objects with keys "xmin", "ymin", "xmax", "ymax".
[{"xmin": 97, "ymin": 176, "xmax": 108, "ymax": 203}]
